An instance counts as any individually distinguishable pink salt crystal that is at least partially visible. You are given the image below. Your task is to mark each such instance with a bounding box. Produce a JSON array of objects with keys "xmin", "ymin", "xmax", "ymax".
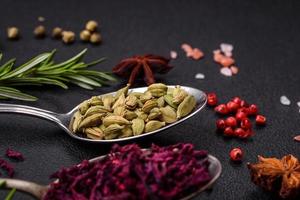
[
  {"xmin": 213, "ymin": 50, "xmax": 223, "ymax": 62},
  {"xmin": 213, "ymin": 49, "xmax": 221, "ymax": 54},
  {"xmin": 219, "ymin": 56, "xmax": 235, "ymax": 67},
  {"xmin": 220, "ymin": 67, "xmax": 232, "ymax": 77},
  {"xmin": 220, "ymin": 43, "xmax": 233, "ymax": 54},
  {"xmin": 195, "ymin": 73, "xmax": 205, "ymax": 79},
  {"xmin": 186, "ymin": 50, "xmax": 194, "ymax": 57},
  {"xmin": 230, "ymin": 66, "xmax": 239, "ymax": 74},
  {"xmin": 192, "ymin": 48, "xmax": 204, "ymax": 60},
  {"xmin": 294, "ymin": 135, "xmax": 300, "ymax": 142},
  {"xmin": 181, "ymin": 43, "xmax": 193, "ymax": 52},
  {"xmin": 170, "ymin": 51, "xmax": 178, "ymax": 59},
  {"xmin": 224, "ymin": 51, "xmax": 232, "ymax": 57}
]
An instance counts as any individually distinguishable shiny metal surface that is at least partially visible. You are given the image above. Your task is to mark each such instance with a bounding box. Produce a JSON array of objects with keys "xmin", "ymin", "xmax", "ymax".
[
  {"xmin": 0, "ymin": 153, "xmax": 221, "ymax": 200},
  {"xmin": 0, "ymin": 85, "xmax": 207, "ymax": 143}
]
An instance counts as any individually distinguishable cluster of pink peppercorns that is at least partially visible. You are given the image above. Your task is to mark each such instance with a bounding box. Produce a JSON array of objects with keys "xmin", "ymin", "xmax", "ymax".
[{"xmin": 207, "ymin": 93, "xmax": 267, "ymax": 139}]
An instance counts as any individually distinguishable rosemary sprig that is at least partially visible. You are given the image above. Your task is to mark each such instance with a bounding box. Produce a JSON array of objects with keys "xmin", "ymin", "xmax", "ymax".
[{"xmin": 0, "ymin": 49, "xmax": 116, "ymax": 101}]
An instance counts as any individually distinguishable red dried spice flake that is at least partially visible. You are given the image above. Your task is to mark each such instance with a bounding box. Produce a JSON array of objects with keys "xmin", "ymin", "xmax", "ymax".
[
  {"xmin": 6, "ymin": 148, "xmax": 24, "ymax": 161},
  {"xmin": 0, "ymin": 158, "xmax": 14, "ymax": 177},
  {"xmin": 44, "ymin": 143, "xmax": 211, "ymax": 200}
]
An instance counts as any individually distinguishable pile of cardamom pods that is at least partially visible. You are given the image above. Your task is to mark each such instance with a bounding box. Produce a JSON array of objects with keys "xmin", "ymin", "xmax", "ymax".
[{"xmin": 70, "ymin": 83, "xmax": 197, "ymax": 140}]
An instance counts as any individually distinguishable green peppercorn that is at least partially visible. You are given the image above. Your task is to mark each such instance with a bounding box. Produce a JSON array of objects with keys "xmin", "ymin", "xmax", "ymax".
[
  {"xmin": 86, "ymin": 20, "xmax": 98, "ymax": 32},
  {"xmin": 80, "ymin": 30, "xmax": 91, "ymax": 42},
  {"xmin": 52, "ymin": 27, "xmax": 63, "ymax": 39},
  {"xmin": 62, "ymin": 31, "xmax": 75, "ymax": 44},
  {"xmin": 90, "ymin": 33, "xmax": 102, "ymax": 44},
  {"xmin": 34, "ymin": 25, "xmax": 46, "ymax": 38},
  {"xmin": 7, "ymin": 27, "xmax": 19, "ymax": 40}
]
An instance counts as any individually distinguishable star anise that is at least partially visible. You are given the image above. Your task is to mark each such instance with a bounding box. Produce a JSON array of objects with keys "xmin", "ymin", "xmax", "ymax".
[
  {"xmin": 248, "ymin": 155, "xmax": 300, "ymax": 199},
  {"xmin": 112, "ymin": 54, "xmax": 173, "ymax": 85}
]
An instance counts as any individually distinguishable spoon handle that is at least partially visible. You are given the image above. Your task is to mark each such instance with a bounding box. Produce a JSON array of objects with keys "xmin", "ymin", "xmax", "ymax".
[
  {"xmin": 0, "ymin": 103, "xmax": 61, "ymax": 124},
  {"xmin": 0, "ymin": 178, "xmax": 48, "ymax": 199}
]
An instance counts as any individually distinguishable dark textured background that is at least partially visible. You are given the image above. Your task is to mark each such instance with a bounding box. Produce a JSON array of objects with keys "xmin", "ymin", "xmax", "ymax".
[{"xmin": 0, "ymin": 0, "xmax": 300, "ymax": 199}]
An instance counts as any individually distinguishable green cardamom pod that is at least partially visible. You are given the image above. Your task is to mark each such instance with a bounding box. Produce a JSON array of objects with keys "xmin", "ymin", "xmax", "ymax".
[
  {"xmin": 148, "ymin": 83, "xmax": 168, "ymax": 97},
  {"xmin": 104, "ymin": 124, "xmax": 124, "ymax": 139},
  {"xmin": 164, "ymin": 94, "xmax": 178, "ymax": 109},
  {"xmin": 142, "ymin": 99, "xmax": 158, "ymax": 113},
  {"xmin": 78, "ymin": 100, "xmax": 90, "ymax": 115},
  {"xmin": 135, "ymin": 110, "xmax": 148, "ymax": 121},
  {"xmin": 84, "ymin": 127, "xmax": 104, "ymax": 139},
  {"xmin": 157, "ymin": 96, "xmax": 165, "ymax": 107},
  {"xmin": 103, "ymin": 115, "xmax": 131, "ymax": 127},
  {"xmin": 125, "ymin": 94, "xmax": 138, "ymax": 110},
  {"xmin": 120, "ymin": 125, "xmax": 133, "ymax": 138},
  {"xmin": 84, "ymin": 105, "xmax": 111, "ymax": 118},
  {"xmin": 115, "ymin": 84, "xmax": 129, "ymax": 100},
  {"xmin": 130, "ymin": 92, "xmax": 143, "ymax": 98},
  {"xmin": 172, "ymin": 86, "xmax": 188, "ymax": 104},
  {"xmin": 147, "ymin": 112, "xmax": 161, "ymax": 120},
  {"xmin": 102, "ymin": 95, "xmax": 114, "ymax": 109},
  {"xmin": 145, "ymin": 120, "xmax": 165, "ymax": 132},
  {"xmin": 71, "ymin": 111, "xmax": 82, "ymax": 132},
  {"xmin": 147, "ymin": 107, "xmax": 161, "ymax": 120},
  {"xmin": 148, "ymin": 89, "xmax": 166, "ymax": 97},
  {"xmin": 112, "ymin": 93, "xmax": 126, "ymax": 110},
  {"xmin": 132, "ymin": 118, "xmax": 145, "ymax": 135},
  {"xmin": 148, "ymin": 83, "xmax": 168, "ymax": 91},
  {"xmin": 78, "ymin": 113, "xmax": 104, "ymax": 130},
  {"xmin": 140, "ymin": 91, "xmax": 152, "ymax": 103},
  {"xmin": 89, "ymin": 96, "xmax": 103, "ymax": 106},
  {"xmin": 177, "ymin": 95, "xmax": 196, "ymax": 118},
  {"xmin": 113, "ymin": 106, "xmax": 126, "ymax": 116},
  {"xmin": 159, "ymin": 106, "xmax": 177, "ymax": 123},
  {"xmin": 167, "ymin": 87, "xmax": 174, "ymax": 95},
  {"xmin": 124, "ymin": 110, "xmax": 138, "ymax": 120}
]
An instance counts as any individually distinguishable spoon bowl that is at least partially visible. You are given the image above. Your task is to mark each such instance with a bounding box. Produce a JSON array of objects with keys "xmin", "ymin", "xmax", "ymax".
[
  {"xmin": 0, "ymin": 85, "xmax": 207, "ymax": 143},
  {"xmin": 0, "ymin": 153, "xmax": 221, "ymax": 199}
]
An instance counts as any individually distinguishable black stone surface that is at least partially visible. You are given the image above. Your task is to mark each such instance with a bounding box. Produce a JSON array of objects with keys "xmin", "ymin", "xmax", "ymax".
[{"xmin": 0, "ymin": 0, "xmax": 299, "ymax": 199}]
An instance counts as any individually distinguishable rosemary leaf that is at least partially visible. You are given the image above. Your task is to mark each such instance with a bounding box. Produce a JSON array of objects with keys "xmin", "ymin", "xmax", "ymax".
[
  {"xmin": 1, "ymin": 53, "xmax": 50, "ymax": 80},
  {"xmin": 0, "ymin": 59, "xmax": 15, "ymax": 77},
  {"xmin": 66, "ymin": 74, "xmax": 101, "ymax": 87},
  {"xmin": 0, "ymin": 49, "xmax": 116, "ymax": 101},
  {"xmin": 39, "ymin": 49, "xmax": 87, "ymax": 71},
  {"xmin": 69, "ymin": 80, "xmax": 94, "ymax": 90},
  {"xmin": 0, "ymin": 86, "xmax": 37, "ymax": 101}
]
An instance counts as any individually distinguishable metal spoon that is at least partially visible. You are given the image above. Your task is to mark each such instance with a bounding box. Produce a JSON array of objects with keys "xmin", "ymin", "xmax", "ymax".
[
  {"xmin": 0, "ymin": 86, "xmax": 207, "ymax": 143},
  {"xmin": 0, "ymin": 154, "xmax": 221, "ymax": 199}
]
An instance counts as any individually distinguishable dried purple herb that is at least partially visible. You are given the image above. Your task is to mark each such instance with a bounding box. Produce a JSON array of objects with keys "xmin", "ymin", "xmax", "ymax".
[
  {"xmin": 6, "ymin": 148, "xmax": 24, "ymax": 161},
  {"xmin": 0, "ymin": 158, "xmax": 14, "ymax": 177},
  {"xmin": 44, "ymin": 143, "xmax": 211, "ymax": 200}
]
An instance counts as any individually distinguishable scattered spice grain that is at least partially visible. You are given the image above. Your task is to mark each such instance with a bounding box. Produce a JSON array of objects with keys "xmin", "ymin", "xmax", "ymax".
[
  {"xmin": 34, "ymin": 25, "xmax": 46, "ymax": 38},
  {"xmin": 85, "ymin": 20, "xmax": 98, "ymax": 32},
  {"xmin": 80, "ymin": 30, "xmax": 91, "ymax": 42},
  {"xmin": 7, "ymin": 27, "xmax": 19, "ymax": 40},
  {"xmin": 90, "ymin": 32, "xmax": 101, "ymax": 44},
  {"xmin": 280, "ymin": 95, "xmax": 291, "ymax": 105},
  {"xmin": 52, "ymin": 27, "xmax": 63, "ymax": 39},
  {"xmin": 62, "ymin": 31, "xmax": 75, "ymax": 44}
]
